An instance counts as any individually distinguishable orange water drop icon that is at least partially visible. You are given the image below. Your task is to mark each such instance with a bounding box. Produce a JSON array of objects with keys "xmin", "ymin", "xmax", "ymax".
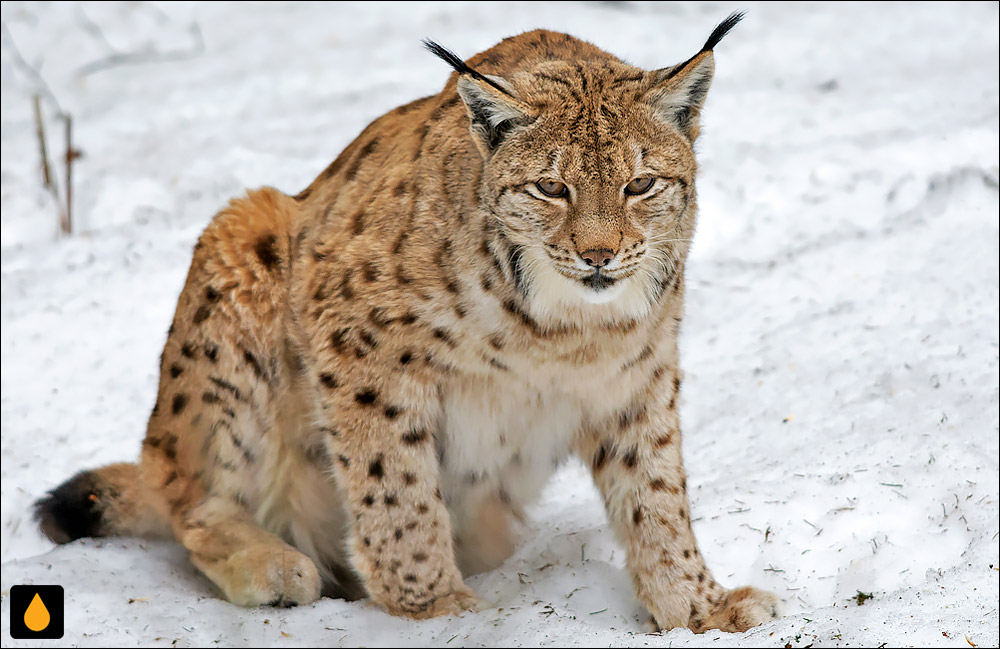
[{"xmin": 24, "ymin": 592, "xmax": 51, "ymax": 632}]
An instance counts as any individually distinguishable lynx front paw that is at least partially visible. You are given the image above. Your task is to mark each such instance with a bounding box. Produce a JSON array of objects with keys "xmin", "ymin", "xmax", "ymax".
[
  {"xmin": 379, "ymin": 582, "xmax": 481, "ymax": 620},
  {"xmin": 209, "ymin": 545, "xmax": 322, "ymax": 608},
  {"xmin": 697, "ymin": 586, "xmax": 782, "ymax": 633}
]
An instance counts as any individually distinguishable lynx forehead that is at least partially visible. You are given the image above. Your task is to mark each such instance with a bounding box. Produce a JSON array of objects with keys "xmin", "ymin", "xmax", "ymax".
[{"xmin": 35, "ymin": 13, "xmax": 781, "ymax": 633}]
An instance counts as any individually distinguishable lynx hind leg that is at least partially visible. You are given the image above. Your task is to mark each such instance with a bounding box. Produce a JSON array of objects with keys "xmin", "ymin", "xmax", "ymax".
[
  {"xmin": 179, "ymin": 498, "xmax": 321, "ymax": 607},
  {"xmin": 145, "ymin": 186, "xmax": 320, "ymax": 607}
]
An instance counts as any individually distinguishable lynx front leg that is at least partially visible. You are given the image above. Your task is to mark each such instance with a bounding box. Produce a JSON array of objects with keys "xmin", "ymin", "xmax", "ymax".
[
  {"xmin": 317, "ymin": 378, "xmax": 477, "ymax": 618},
  {"xmin": 577, "ymin": 371, "xmax": 780, "ymax": 633}
]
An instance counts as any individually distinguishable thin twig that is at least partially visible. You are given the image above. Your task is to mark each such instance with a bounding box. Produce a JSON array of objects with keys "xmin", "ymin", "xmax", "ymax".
[
  {"xmin": 75, "ymin": 22, "xmax": 205, "ymax": 77},
  {"xmin": 33, "ymin": 95, "xmax": 54, "ymax": 189},
  {"xmin": 32, "ymin": 94, "xmax": 68, "ymax": 231},
  {"xmin": 62, "ymin": 114, "xmax": 80, "ymax": 235}
]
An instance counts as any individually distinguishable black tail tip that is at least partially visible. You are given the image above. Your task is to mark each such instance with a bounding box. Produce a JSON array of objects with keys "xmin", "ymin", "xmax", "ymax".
[
  {"xmin": 34, "ymin": 470, "xmax": 105, "ymax": 544},
  {"xmin": 702, "ymin": 10, "xmax": 746, "ymax": 53}
]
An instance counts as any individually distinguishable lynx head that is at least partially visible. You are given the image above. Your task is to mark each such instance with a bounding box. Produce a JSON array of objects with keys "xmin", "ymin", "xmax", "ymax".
[{"xmin": 425, "ymin": 13, "xmax": 742, "ymax": 325}]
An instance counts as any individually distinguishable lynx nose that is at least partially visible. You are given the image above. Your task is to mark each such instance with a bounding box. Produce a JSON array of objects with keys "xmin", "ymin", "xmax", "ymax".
[{"xmin": 579, "ymin": 248, "xmax": 615, "ymax": 268}]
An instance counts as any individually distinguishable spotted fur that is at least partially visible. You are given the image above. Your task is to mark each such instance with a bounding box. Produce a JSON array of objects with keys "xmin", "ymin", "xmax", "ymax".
[{"xmin": 35, "ymin": 15, "xmax": 780, "ymax": 632}]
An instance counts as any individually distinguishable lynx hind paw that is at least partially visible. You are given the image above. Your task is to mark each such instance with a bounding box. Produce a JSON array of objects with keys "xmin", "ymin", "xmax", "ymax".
[
  {"xmin": 217, "ymin": 545, "xmax": 322, "ymax": 608},
  {"xmin": 700, "ymin": 586, "xmax": 782, "ymax": 633}
]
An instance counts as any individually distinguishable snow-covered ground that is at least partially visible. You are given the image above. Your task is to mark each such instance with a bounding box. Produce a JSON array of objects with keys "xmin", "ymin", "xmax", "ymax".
[{"xmin": 1, "ymin": 2, "xmax": 997, "ymax": 646}]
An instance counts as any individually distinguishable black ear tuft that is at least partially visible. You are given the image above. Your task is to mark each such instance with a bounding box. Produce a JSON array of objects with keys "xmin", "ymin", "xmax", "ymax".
[
  {"xmin": 700, "ymin": 11, "xmax": 745, "ymax": 53},
  {"xmin": 422, "ymin": 40, "xmax": 471, "ymax": 75},
  {"xmin": 422, "ymin": 39, "xmax": 512, "ymax": 97},
  {"xmin": 424, "ymin": 39, "xmax": 533, "ymax": 155}
]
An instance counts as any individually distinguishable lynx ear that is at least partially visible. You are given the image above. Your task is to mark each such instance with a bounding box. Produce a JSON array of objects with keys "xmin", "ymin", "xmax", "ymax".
[
  {"xmin": 423, "ymin": 40, "xmax": 535, "ymax": 156},
  {"xmin": 645, "ymin": 11, "xmax": 744, "ymax": 140}
]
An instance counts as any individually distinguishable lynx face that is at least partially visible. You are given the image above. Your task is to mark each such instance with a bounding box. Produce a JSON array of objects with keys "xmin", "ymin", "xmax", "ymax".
[{"xmin": 454, "ymin": 55, "xmax": 710, "ymax": 320}]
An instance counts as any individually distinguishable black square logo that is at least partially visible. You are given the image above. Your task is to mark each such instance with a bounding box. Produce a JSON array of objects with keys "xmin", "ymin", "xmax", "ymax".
[{"xmin": 9, "ymin": 585, "xmax": 64, "ymax": 639}]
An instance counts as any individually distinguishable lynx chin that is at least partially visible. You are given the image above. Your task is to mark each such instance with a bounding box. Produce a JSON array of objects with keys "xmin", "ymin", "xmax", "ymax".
[{"xmin": 35, "ymin": 12, "xmax": 781, "ymax": 633}]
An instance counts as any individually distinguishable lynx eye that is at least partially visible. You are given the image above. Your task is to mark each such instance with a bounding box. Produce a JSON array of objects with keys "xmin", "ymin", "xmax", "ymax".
[
  {"xmin": 625, "ymin": 177, "xmax": 655, "ymax": 196},
  {"xmin": 535, "ymin": 179, "xmax": 568, "ymax": 198}
]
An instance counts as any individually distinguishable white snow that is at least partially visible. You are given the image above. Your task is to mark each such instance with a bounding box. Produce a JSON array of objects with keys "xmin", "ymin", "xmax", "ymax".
[{"xmin": 2, "ymin": 1, "xmax": 998, "ymax": 647}]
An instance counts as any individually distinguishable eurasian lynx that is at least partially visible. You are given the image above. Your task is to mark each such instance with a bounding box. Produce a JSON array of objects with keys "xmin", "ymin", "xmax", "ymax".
[{"xmin": 37, "ymin": 13, "xmax": 780, "ymax": 632}]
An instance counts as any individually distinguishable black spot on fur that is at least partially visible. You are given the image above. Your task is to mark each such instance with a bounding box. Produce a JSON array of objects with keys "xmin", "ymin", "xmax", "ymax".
[
  {"xmin": 331, "ymin": 327, "xmax": 351, "ymax": 354},
  {"xmin": 368, "ymin": 456, "xmax": 385, "ymax": 479},
  {"xmin": 368, "ymin": 307, "xmax": 394, "ymax": 329},
  {"xmin": 169, "ymin": 364, "xmax": 184, "ymax": 379},
  {"xmin": 346, "ymin": 138, "xmax": 380, "ymax": 181},
  {"xmin": 480, "ymin": 273, "xmax": 494, "ymax": 292},
  {"xmin": 164, "ymin": 435, "xmax": 179, "ymax": 461},
  {"xmin": 622, "ymin": 445, "xmax": 639, "ymax": 469},
  {"xmin": 507, "ymin": 244, "xmax": 527, "ymax": 296},
  {"xmin": 394, "ymin": 264, "xmax": 413, "ymax": 285},
  {"xmin": 320, "ymin": 373, "xmax": 340, "ymax": 389},
  {"xmin": 338, "ymin": 270, "xmax": 356, "ymax": 300},
  {"xmin": 319, "ymin": 153, "xmax": 348, "ymax": 181},
  {"xmin": 204, "ymin": 286, "xmax": 222, "ymax": 303},
  {"xmin": 488, "ymin": 357, "xmax": 509, "ymax": 371},
  {"xmin": 359, "ymin": 330, "xmax": 378, "ymax": 349},
  {"xmin": 204, "ymin": 342, "xmax": 219, "ymax": 363},
  {"xmin": 350, "ymin": 209, "xmax": 367, "ymax": 236},
  {"xmin": 172, "ymin": 393, "xmax": 189, "ymax": 415},
  {"xmin": 393, "ymin": 231, "xmax": 409, "ymax": 256},
  {"xmin": 355, "ymin": 388, "xmax": 378, "ymax": 405},
  {"xmin": 243, "ymin": 350, "xmax": 265, "ymax": 380},
  {"xmin": 618, "ymin": 404, "xmax": 649, "ymax": 430},
  {"xmin": 593, "ymin": 440, "xmax": 611, "ymax": 471},
  {"xmin": 432, "ymin": 328, "xmax": 457, "ymax": 349},
  {"xmin": 181, "ymin": 342, "xmax": 197, "ymax": 358},
  {"xmin": 402, "ymin": 428, "xmax": 428, "ymax": 445},
  {"xmin": 254, "ymin": 234, "xmax": 281, "ymax": 270},
  {"xmin": 384, "ymin": 405, "xmax": 401, "ymax": 420},
  {"xmin": 399, "ymin": 351, "xmax": 414, "ymax": 366},
  {"xmin": 209, "ymin": 376, "xmax": 243, "ymax": 401},
  {"xmin": 193, "ymin": 302, "xmax": 214, "ymax": 325}
]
